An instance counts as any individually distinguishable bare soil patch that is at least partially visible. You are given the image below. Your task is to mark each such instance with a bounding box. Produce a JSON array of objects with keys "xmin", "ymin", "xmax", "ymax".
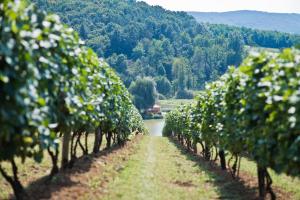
[
  {"xmin": 173, "ymin": 180, "xmax": 196, "ymax": 188},
  {"xmin": 20, "ymin": 135, "xmax": 143, "ymax": 200}
]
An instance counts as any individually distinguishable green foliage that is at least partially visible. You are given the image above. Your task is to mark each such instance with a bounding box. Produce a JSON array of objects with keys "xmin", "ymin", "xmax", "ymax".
[
  {"xmin": 29, "ymin": 0, "xmax": 300, "ymax": 96},
  {"xmin": 172, "ymin": 58, "xmax": 189, "ymax": 91},
  {"xmin": 165, "ymin": 48, "xmax": 300, "ymax": 177},
  {"xmin": 129, "ymin": 77, "xmax": 157, "ymax": 111},
  {"xmin": 175, "ymin": 90, "xmax": 194, "ymax": 99},
  {"xmin": 157, "ymin": 93, "xmax": 166, "ymax": 100},
  {"xmin": 31, "ymin": 0, "xmax": 247, "ymax": 92},
  {"xmin": 207, "ymin": 23, "xmax": 300, "ymax": 49},
  {"xmin": 154, "ymin": 76, "xmax": 171, "ymax": 97},
  {"xmin": 79, "ymin": 24, "xmax": 88, "ymax": 40},
  {"xmin": 0, "ymin": 0, "xmax": 83, "ymax": 162},
  {"xmin": 0, "ymin": 0, "xmax": 145, "ymax": 196},
  {"xmin": 236, "ymin": 49, "xmax": 300, "ymax": 176}
]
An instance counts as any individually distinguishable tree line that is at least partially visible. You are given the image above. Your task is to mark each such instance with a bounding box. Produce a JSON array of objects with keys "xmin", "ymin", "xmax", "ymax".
[
  {"xmin": 0, "ymin": 1, "xmax": 145, "ymax": 199},
  {"xmin": 164, "ymin": 48, "xmax": 300, "ymax": 199},
  {"xmin": 208, "ymin": 24, "xmax": 300, "ymax": 49}
]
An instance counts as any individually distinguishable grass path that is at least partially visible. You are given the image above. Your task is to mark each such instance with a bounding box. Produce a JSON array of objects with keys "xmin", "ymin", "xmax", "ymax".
[
  {"xmin": 1, "ymin": 135, "xmax": 299, "ymax": 199},
  {"xmin": 102, "ymin": 136, "xmax": 245, "ymax": 200},
  {"xmin": 102, "ymin": 136, "xmax": 300, "ymax": 200}
]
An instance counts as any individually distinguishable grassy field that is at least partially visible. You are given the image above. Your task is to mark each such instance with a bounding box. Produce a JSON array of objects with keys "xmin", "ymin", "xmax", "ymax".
[
  {"xmin": 245, "ymin": 45, "xmax": 280, "ymax": 53},
  {"xmin": 158, "ymin": 99, "xmax": 196, "ymax": 112}
]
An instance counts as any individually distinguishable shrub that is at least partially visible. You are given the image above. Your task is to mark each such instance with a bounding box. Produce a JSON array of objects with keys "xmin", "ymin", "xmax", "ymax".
[{"xmin": 175, "ymin": 89, "xmax": 194, "ymax": 99}]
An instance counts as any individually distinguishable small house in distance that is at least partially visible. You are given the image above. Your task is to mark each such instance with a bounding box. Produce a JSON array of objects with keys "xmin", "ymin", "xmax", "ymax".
[
  {"xmin": 147, "ymin": 104, "xmax": 161, "ymax": 114},
  {"xmin": 143, "ymin": 104, "xmax": 163, "ymax": 120}
]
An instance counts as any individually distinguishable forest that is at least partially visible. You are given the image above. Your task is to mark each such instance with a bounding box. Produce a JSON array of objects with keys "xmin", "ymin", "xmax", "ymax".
[{"xmin": 31, "ymin": 0, "xmax": 300, "ymax": 99}]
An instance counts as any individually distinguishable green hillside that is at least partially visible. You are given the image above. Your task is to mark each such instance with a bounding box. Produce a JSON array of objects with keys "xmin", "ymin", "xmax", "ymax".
[{"xmin": 31, "ymin": 0, "xmax": 299, "ymax": 96}]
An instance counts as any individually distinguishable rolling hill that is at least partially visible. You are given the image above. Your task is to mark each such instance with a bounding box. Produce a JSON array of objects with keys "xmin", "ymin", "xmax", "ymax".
[{"xmin": 189, "ymin": 10, "xmax": 300, "ymax": 35}]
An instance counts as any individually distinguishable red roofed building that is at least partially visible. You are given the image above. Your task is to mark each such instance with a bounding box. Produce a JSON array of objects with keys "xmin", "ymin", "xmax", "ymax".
[{"xmin": 147, "ymin": 104, "xmax": 161, "ymax": 114}]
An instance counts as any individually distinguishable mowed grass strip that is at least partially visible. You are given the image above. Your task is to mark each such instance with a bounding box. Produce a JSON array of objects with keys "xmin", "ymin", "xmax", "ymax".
[
  {"xmin": 102, "ymin": 136, "xmax": 220, "ymax": 200},
  {"xmin": 158, "ymin": 99, "xmax": 195, "ymax": 112}
]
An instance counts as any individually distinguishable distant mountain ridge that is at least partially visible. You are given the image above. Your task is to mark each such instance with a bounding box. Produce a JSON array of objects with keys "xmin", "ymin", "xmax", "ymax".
[{"xmin": 189, "ymin": 10, "xmax": 300, "ymax": 35}]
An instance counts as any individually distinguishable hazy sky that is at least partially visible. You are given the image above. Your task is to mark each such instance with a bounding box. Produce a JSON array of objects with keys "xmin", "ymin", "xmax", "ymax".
[{"xmin": 139, "ymin": 0, "xmax": 300, "ymax": 13}]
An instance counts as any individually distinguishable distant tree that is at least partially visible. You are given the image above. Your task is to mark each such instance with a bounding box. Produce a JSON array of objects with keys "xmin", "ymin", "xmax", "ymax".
[
  {"xmin": 79, "ymin": 24, "xmax": 87, "ymax": 40},
  {"xmin": 186, "ymin": 74, "xmax": 193, "ymax": 90},
  {"xmin": 161, "ymin": 38, "xmax": 174, "ymax": 56},
  {"xmin": 175, "ymin": 89, "xmax": 194, "ymax": 99},
  {"xmin": 127, "ymin": 0, "xmax": 136, "ymax": 3},
  {"xmin": 129, "ymin": 77, "xmax": 157, "ymax": 111},
  {"xmin": 227, "ymin": 32, "xmax": 244, "ymax": 66},
  {"xmin": 155, "ymin": 76, "xmax": 171, "ymax": 97},
  {"xmin": 132, "ymin": 42, "xmax": 145, "ymax": 59},
  {"xmin": 172, "ymin": 57, "xmax": 188, "ymax": 91},
  {"xmin": 157, "ymin": 64, "xmax": 166, "ymax": 76},
  {"xmin": 107, "ymin": 54, "xmax": 128, "ymax": 73}
]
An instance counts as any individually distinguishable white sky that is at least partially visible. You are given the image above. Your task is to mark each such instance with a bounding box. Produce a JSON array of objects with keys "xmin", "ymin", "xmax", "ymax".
[{"xmin": 139, "ymin": 0, "xmax": 300, "ymax": 13}]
